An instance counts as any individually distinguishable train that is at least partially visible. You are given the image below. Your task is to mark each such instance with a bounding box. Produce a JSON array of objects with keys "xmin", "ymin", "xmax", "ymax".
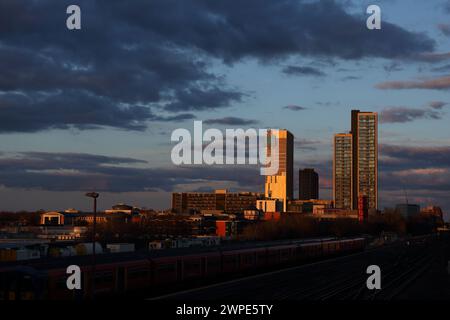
[{"xmin": 0, "ymin": 237, "xmax": 366, "ymax": 300}]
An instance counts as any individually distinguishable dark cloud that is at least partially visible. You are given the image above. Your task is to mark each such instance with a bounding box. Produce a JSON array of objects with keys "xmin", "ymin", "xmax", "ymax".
[
  {"xmin": 191, "ymin": 0, "xmax": 434, "ymax": 62},
  {"xmin": 163, "ymin": 87, "xmax": 245, "ymax": 112},
  {"xmin": 0, "ymin": 92, "xmax": 196, "ymax": 133},
  {"xmin": 203, "ymin": 117, "xmax": 259, "ymax": 126},
  {"xmin": 0, "ymin": 152, "xmax": 262, "ymax": 192},
  {"xmin": 380, "ymin": 106, "xmax": 442, "ymax": 123},
  {"xmin": 282, "ymin": 66, "xmax": 325, "ymax": 77},
  {"xmin": 376, "ymin": 76, "xmax": 450, "ymax": 90},
  {"xmin": 283, "ymin": 105, "xmax": 307, "ymax": 111},
  {"xmin": 0, "ymin": 0, "xmax": 436, "ymax": 133}
]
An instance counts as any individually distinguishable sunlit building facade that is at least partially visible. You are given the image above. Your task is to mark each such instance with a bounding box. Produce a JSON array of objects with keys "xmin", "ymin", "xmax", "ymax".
[{"xmin": 264, "ymin": 129, "xmax": 294, "ymax": 211}]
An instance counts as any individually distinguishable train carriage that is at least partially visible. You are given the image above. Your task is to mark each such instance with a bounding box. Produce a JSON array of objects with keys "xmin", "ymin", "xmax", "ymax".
[{"xmin": 0, "ymin": 236, "xmax": 372, "ymax": 300}]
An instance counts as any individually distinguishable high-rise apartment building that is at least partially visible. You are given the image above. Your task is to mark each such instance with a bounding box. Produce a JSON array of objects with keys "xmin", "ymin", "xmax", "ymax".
[
  {"xmin": 333, "ymin": 111, "xmax": 378, "ymax": 210},
  {"xmin": 333, "ymin": 133, "xmax": 353, "ymax": 209},
  {"xmin": 264, "ymin": 129, "xmax": 294, "ymax": 211},
  {"xmin": 351, "ymin": 110, "xmax": 378, "ymax": 210},
  {"xmin": 298, "ymin": 168, "xmax": 319, "ymax": 200}
]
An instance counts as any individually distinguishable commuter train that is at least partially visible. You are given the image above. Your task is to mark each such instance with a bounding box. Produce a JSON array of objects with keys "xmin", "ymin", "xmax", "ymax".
[{"xmin": 0, "ymin": 237, "xmax": 366, "ymax": 300}]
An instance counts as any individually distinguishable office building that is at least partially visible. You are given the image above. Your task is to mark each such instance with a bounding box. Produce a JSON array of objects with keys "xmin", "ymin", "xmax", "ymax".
[
  {"xmin": 264, "ymin": 129, "xmax": 294, "ymax": 211},
  {"xmin": 298, "ymin": 168, "xmax": 319, "ymax": 200}
]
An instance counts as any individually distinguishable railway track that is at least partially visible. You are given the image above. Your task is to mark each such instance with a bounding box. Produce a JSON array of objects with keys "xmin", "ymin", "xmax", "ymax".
[
  {"xmin": 152, "ymin": 238, "xmax": 442, "ymax": 301},
  {"xmin": 306, "ymin": 242, "xmax": 436, "ymax": 301}
]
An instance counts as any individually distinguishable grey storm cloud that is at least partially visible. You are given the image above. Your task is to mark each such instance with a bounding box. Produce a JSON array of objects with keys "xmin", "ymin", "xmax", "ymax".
[
  {"xmin": 0, "ymin": 92, "xmax": 197, "ymax": 133},
  {"xmin": 203, "ymin": 117, "xmax": 259, "ymax": 126},
  {"xmin": 0, "ymin": 152, "xmax": 262, "ymax": 192},
  {"xmin": 380, "ymin": 106, "xmax": 442, "ymax": 123},
  {"xmin": 0, "ymin": 0, "xmax": 437, "ymax": 133},
  {"xmin": 282, "ymin": 66, "xmax": 326, "ymax": 77}
]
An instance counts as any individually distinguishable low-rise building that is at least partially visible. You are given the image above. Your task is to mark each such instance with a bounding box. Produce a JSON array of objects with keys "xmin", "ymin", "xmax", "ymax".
[
  {"xmin": 287, "ymin": 199, "xmax": 333, "ymax": 213},
  {"xmin": 172, "ymin": 189, "xmax": 263, "ymax": 214}
]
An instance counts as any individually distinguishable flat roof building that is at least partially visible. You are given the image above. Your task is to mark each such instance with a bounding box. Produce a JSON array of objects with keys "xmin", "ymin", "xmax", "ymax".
[{"xmin": 172, "ymin": 189, "xmax": 263, "ymax": 214}]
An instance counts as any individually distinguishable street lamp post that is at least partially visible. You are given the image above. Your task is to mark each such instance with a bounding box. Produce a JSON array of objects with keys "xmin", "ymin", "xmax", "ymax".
[{"xmin": 85, "ymin": 192, "xmax": 99, "ymax": 300}]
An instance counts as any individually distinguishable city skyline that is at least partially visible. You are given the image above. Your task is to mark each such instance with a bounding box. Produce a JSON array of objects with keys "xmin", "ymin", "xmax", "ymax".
[{"xmin": 0, "ymin": 1, "xmax": 450, "ymax": 221}]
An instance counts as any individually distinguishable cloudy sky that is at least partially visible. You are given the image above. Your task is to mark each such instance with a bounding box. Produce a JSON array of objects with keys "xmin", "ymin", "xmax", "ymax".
[{"xmin": 1, "ymin": 0, "xmax": 450, "ymax": 220}]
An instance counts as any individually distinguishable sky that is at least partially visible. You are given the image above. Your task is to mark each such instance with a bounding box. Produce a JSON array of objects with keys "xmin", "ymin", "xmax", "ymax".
[{"xmin": 1, "ymin": 0, "xmax": 450, "ymax": 220}]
